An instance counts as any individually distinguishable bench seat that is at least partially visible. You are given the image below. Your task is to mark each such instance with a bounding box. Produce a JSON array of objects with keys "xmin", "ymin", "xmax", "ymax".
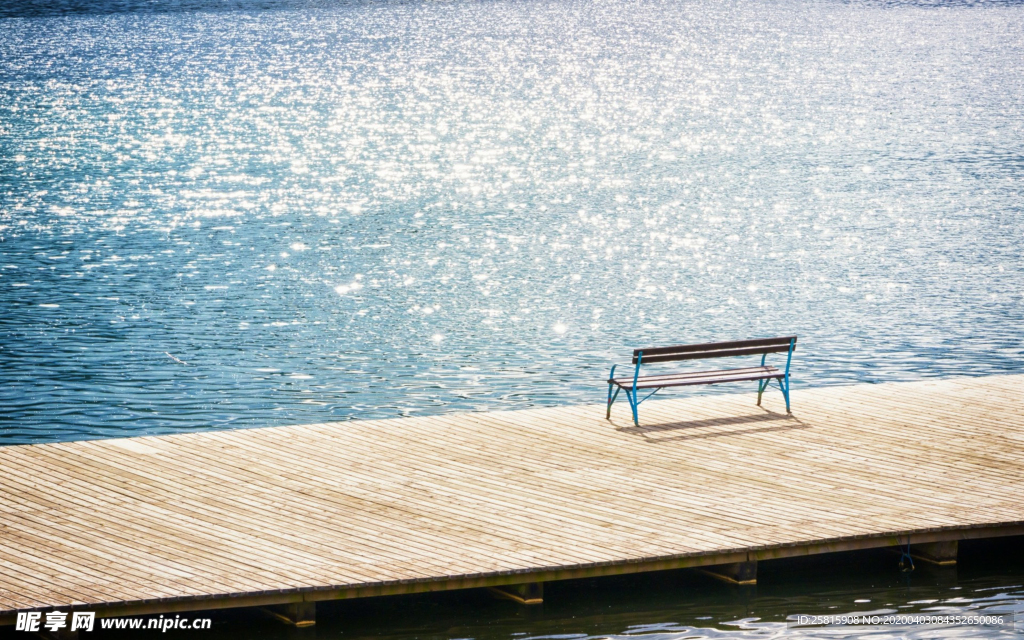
[
  {"xmin": 606, "ymin": 336, "xmax": 797, "ymax": 426},
  {"xmin": 609, "ymin": 365, "xmax": 782, "ymax": 390}
]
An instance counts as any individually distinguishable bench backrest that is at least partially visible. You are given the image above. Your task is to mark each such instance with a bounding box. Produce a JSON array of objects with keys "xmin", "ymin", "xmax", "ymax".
[{"xmin": 632, "ymin": 336, "xmax": 797, "ymax": 365}]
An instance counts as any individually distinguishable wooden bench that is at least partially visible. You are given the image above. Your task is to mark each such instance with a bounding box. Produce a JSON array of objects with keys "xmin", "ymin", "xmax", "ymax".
[{"xmin": 606, "ymin": 336, "xmax": 797, "ymax": 426}]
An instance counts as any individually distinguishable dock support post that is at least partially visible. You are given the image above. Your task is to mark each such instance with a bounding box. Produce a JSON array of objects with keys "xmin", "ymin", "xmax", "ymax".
[
  {"xmin": 264, "ymin": 602, "xmax": 316, "ymax": 627},
  {"xmin": 487, "ymin": 582, "xmax": 543, "ymax": 605},
  {"xmin": 700, "ymin": 559, "xmax": 757, "ymax": 585},
  {"xmin": 912, "ymin": 540, "xmax": 958, "ymax": 566}
]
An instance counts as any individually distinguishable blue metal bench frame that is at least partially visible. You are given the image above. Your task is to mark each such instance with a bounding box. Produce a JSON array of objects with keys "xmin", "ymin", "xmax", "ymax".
[{"xmin": 606, "ymin": 336, "xmax": 797, "ymax": 426}]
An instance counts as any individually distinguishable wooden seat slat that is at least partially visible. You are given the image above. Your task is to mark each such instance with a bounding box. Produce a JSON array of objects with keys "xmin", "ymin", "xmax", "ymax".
[
  {"xmin": 632, "ymin": 372, "xmax": 781, "ymax": 390},
  {"xmin": 632, "ymin": 336, "xmax": 797, "ymax": 359},
  {"xmin": 634, "ymin": 344, "xmax": 794, "ymax": 364},
  {"xmin": 610, "ymin": 366, "xmax": 781, "ymax": 390},
  {"xmin": 609, "ymin": 365, "xmax": 780, "ymax": 384}
]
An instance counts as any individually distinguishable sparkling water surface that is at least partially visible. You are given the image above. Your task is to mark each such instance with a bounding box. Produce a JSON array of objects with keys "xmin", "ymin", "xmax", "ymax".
[{"xmin": 2, "ymin": 0, "xmax": 1023, "ymax": 444}]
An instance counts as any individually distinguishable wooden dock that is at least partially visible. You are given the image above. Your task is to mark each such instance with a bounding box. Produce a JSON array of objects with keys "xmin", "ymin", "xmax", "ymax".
[{"xmin": 1, "ymin": 374, "xmax": 1023, "ymax": 625}]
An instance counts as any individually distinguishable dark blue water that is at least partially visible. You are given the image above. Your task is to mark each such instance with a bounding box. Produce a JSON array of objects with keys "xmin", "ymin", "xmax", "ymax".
[{"xmin": 2, "ymin": 0, "xmax": 1024, "ymax": 444}]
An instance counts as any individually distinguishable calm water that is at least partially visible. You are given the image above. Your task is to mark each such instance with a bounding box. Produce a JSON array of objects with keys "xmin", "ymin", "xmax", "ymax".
[{"xmin": 1, "ymin": 0, "xmax": 1023, "ymax": 444}]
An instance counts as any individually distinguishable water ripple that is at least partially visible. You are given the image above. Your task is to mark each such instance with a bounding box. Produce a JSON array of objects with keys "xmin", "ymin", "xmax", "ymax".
[{"xmin": 2, "ymin": 0, "xmax": 1023, "ymax": 444}]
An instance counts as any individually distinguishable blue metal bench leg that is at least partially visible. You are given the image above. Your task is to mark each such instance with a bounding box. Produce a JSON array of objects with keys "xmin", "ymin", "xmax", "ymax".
[
  {"xmin": 629, "ymin": 353, "xmax": 642, "ymax": 426},
  {"xmin": 782, "ymin": 338, "xmax": 794, "ymax": 413},
  {"xmin": 756, "ymin": 353, "xmax": 768, "ymax": 406},
  {"xmin": 756, "ymin": 379, "xmax": 767, "ymax": 406},
  {"xmin": 607, "ymin": 387, "xmax": 620, "ymax": 419},
  {"xmin": 606, "ymin": 365, "xmax": 618, "ymax": 419},
  {"xmin": 626, "ymin": 389, "xmax": 639, "ymax": 426}
]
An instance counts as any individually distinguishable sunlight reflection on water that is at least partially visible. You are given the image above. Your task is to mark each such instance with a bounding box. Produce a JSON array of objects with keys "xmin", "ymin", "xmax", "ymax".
[{"xmin": 1, "ymin": 0, "xmax": 1023, "ymax": 443}]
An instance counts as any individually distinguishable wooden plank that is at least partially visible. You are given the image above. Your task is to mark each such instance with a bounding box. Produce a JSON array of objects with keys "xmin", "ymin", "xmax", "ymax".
[
  {"xmin": 610, "ymin": 365, "xmax": 779, "ymax": 384},
  {"xmin": 613, "ymin": 369, "xmax": 781, "ymax": 388},
  {"xmin": 633, "ymin": 336, "xmax": 797, "ymax": 357},
  {"xmin": 635, "ymin": 344, "xmax": 794, "ymax": 364}
]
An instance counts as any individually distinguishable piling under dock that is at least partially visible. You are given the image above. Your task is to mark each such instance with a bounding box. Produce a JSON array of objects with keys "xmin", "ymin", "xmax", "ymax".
[{"xmin": 1, "ymin": 374, "xmax": 1022, "ymax": 625}]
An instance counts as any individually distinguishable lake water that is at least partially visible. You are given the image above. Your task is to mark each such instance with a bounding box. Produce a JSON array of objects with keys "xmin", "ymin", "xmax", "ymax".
[{"xmin": 1, "ymin": 0, "xmax": 1023, "ymax": 445}]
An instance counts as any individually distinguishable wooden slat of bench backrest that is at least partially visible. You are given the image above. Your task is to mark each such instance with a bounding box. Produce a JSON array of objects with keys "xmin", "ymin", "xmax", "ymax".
[{"xmin": 632, "ymin": 336, "xmax": 797, "ymax": 364}]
